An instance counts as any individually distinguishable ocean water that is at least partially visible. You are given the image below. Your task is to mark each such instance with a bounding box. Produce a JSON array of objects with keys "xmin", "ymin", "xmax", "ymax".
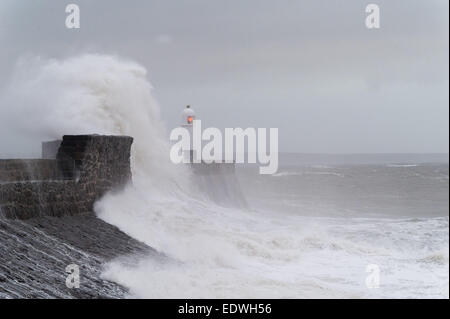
[
  {"xmin": 2, "ymin": 54, "xmax": 447, "ymax": 298},
  {"xmin": 97, "ymin": 160, "xmax": 449, "ymax": 299}
]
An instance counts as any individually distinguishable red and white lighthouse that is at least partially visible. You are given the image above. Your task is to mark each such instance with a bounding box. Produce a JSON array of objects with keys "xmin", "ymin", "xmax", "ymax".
[{"xmin": 181, "ymin": 105, "xmax": 196, "ymax": 163}]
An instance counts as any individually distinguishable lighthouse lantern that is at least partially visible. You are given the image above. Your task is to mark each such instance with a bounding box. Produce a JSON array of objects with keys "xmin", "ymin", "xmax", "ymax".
[{"xmin": 181, "ymin": 105, "xmax": 196, "ymax": 126}]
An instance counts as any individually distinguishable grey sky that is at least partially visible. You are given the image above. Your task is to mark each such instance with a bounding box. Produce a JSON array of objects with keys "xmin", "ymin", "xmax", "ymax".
[{"xmin": 0, "ymin": 0, "xmax": 448, "ymax": 153}]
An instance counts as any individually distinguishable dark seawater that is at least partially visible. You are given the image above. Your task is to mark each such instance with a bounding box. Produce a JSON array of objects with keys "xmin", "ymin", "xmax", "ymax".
[{"xmin": 238, "ymin": 161, "xmax": 449, "ymax": 218}]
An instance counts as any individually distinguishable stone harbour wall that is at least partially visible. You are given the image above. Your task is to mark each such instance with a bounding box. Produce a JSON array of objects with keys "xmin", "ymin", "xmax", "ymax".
[
  {"xmin": 0, "ymin": 159, "xmax": 65, "ymax": 182},
  {"xmin": 0, "ymin": 135, "xmax": 133, "ymax": 219}
]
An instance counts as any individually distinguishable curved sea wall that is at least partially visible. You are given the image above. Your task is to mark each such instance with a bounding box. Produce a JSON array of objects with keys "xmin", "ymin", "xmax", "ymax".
[{"xmin": 0, "ymin": 135, "xmax": 133, "ymax": 219}]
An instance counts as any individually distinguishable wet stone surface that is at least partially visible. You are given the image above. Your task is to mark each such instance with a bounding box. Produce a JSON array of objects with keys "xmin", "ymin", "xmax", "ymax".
[{"xmin": 0, "ymin": 213, "xmax": 154, "ymax": 299}]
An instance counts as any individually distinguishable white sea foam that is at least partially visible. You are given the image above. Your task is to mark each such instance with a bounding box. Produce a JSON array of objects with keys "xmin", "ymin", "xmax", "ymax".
[
  {"xmin": 272, "ymin": 171, "xmax": 302, "ymax": 177},
  {"xmin": 272, "ymin": 171, "xmax": 344, "ymax": 178},
  {"xmin": 387, "ymin": 164, "xmax": 419, "ymax": 168}
]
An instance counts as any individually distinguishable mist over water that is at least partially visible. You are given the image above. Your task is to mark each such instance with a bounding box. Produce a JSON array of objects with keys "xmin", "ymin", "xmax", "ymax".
[{"xmin": 1, "ymin": 54, "xmax": 448, "ymax": 298}]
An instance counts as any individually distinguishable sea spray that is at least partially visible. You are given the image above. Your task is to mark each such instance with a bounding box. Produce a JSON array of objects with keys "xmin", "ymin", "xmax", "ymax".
[{"xmin": 0, "ymin": 54, "xmax": 189, "ymax": 192}]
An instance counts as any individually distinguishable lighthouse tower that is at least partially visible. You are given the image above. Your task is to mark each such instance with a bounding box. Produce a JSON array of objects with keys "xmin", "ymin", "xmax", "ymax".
[{"xmin": 181, "ymin": 105, "xmax": 196, "ymax": 163}]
